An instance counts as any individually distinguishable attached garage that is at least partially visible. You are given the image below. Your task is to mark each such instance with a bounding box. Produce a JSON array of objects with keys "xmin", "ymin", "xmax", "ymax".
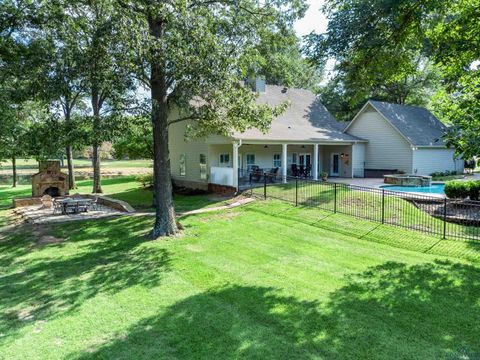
[
  {"xmin": 345, "ymin": 100, "xmax": 464, "ymax": 176},
  {"xmin": 412, "ymin": 148, "xmax": 464, "ymax": 175}
]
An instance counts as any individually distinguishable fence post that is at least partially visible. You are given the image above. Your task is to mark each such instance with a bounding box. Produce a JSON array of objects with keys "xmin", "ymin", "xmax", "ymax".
[
  {"xmin": 334, "ymin": 183, "xmax": 337, "ymax": 213},
  {"xmin": 443, "ymin": 197, "xmax": 447, "ymax": 239},
  {"xmin": 381, "ymin": 189, "xmax": 385, "ymax": 224},
  {"xmin": 263, "ymin": 174, "xmax": 267, "ymax": 199},
  {"xmin": 295, "ymin": 176, "xmax": 298, "ymax": 206}
]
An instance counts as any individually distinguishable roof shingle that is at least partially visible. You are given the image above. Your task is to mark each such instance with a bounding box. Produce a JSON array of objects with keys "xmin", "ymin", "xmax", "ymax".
[
  {"xmin": 368, "ymin": 101, "xmax": 447, "ymax": 147},
  {"xmin": 233, "ymin": 85, "xmax": 364, "ymax": 143}
]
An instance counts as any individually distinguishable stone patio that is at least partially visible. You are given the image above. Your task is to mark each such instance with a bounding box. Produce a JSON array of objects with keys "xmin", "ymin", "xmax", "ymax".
[{"xmin": 13, "ymin": 203, "xmax": 125, "ymax": 225}]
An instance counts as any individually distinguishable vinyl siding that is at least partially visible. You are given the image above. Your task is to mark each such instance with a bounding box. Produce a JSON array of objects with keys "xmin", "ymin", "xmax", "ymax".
[
  {"xmin": 346, "ymin": 106, "xmax": 413, "ymax": 173},
  {"xmin": 209, "ymin": 144, "xmax": 354, "ymax": 178},
  {"xmin": 352, "ymin": 143, "xmax": 366, "ymax": 177},
  {"xmin": 169, "ymin": 116, "xmax": 231, "ymax": 186},
  {"xmin": 412, "ymin": 148, "xmax": 464, "ymax": 175},
  {"xmin": 321, "ymin": 145, "xmax": 352, "ymax": 177},
  {"xmin": 210, "ymin": 144, "xmax": 315, "ymax": 176}
]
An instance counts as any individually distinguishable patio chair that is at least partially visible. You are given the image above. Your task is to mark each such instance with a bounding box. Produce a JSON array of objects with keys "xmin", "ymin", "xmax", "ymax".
[
  {"xmin": 77, "ymin": 200, "xmax": 90, "ymax": 213},
  {"xmin": 305, "ymin": 165, "xmax": 312, "ymax": 178},
  {"xmin": 267, "ymin": 167, "xmax": 279, "ymax": 183},
  {"xmin": 291, "ymin": 164, "xmax": 298, "ymax": 177},
  {"xmin": 52, "ymin": 199, "xmax": 63, "ymax": 215},
  {"xmin": 65, "ymin": 202, "xmax": 78, "ymax": 214},
  {"xmin": 89, "ymin": 197, "xmax": 99, "ymax": 211},
  {"xmin": 251, "ymin": 165, "xmax": 263, "ymax": 182}
]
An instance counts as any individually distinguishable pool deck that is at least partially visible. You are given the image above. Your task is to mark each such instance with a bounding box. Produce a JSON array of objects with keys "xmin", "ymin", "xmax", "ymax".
[
  {"xmin": 328, "ymin": 174, "xmax": 480, "ymax": 198},
  {"xmin": 328, "ymin": 177, "xmax": 448, "ymax": 197}
]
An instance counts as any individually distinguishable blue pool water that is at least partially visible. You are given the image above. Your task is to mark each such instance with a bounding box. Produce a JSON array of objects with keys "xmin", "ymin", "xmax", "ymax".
[{"xmin": 380, "ymin": 184, "xmax": 445, "ymax": 195}]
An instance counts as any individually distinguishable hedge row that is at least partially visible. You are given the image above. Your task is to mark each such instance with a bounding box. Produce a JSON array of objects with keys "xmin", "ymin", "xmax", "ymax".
[{"xmin": 444, "ymin": 180, "xmax": 480, "ymax": 201}]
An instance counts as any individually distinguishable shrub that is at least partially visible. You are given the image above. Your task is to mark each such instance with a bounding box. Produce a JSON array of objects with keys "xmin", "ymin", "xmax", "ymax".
[
  {"xmin": 445, "ymin": 180, "xmax": 480, "ymax": 200},
  {"xmin": 467, "ymin": 180, "xmax": 480, "ymax": 201},
  {"xmin": 444, "ymin": 181, "xmax": 469, "ymax": 199},
  {"xmin": 135, "ymin": 173, "xmax": 153, "ymax": 188}
]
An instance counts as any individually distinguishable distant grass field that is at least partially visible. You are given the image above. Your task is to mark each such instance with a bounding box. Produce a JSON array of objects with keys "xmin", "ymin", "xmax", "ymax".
[{"xmin": 0, "ymin": 158, "xmax": 152, "ymax": 170}]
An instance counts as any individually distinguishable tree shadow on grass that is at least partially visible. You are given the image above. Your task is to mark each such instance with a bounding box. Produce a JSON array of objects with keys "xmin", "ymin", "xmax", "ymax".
[
  {"xmin": 72, "ymin": 260, "xmax": 480, "ymax": 359},
  {"xmin": 0, "ymin": 187, "xmax": 31, "ymax": 209},
  {"xmin": 0, "ymin": 216, "xmax": 170, "ymax": 341}
]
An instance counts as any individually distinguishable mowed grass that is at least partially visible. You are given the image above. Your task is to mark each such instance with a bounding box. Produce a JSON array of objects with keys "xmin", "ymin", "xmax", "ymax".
[
  {"xmin": 252, "ymin": 181, "xmax": 480, "ymax": 240},
  {"xmin": 1, "ymin": 195, "xmax": 480, "ymax": 359}
]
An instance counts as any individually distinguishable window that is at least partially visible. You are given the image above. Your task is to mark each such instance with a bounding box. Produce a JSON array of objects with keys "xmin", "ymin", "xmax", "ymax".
[
  {"xmin": 246, "ymin": 154, "xmax": 255, "ymax": 165},
  {"xmin": 246, "ymin": 154, "xmax": 256, "ymax": 171},
  {"xmin": 219, "ymin": 153, "xmax": 230, "ymax": 166},
  {"xmin": 291, "ymin": 153, "xmax": 298, "ymax": 164},
  {"xmin": 179, "ymin": 154, "xmax": 186, "ymax": 176},
  {"xmin": 273, "ymin": 154, "xmax": 281, "ymax": 167},
  {"xmin": 199, "ymin": 154, "xmax": 207, "ymax": 179}
]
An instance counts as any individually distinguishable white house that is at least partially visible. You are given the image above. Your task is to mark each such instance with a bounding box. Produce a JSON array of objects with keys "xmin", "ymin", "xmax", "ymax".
[{"xmin": 168, "ymin": 81, "xmax": 463, "ymax": 193}]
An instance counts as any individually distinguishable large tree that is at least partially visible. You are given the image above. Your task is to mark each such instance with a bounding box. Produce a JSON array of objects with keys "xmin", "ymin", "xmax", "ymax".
[
  {"xmin": 318, "ymin": 59, "xmax": 441, "ymax": 121},
  {"xmin": 117, "ymin": 0, "xmax": 305, "ymax": 237},
  {"xmin": 241, "ymin": 29, "xmax": 322, "ymax": 90},
  {"xmin": 60, "ymin": 0, "xmax": 136, "ymax": 193},
  {"xmin": 39, "ymin": 8, "xmax": 88, "ymax": 190},
  {"xmin": 0, "ymin": 1, "xmax": 50, "ymax": 186},
  {"xmin": 306, "ymin": 0, "xmax": 479, "ymax": 152}
]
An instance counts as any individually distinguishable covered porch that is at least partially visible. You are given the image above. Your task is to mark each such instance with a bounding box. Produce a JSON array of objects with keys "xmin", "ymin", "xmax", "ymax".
[{"xmin": 208, "ymin": 141, "xmax": 366, "ymax": 190}]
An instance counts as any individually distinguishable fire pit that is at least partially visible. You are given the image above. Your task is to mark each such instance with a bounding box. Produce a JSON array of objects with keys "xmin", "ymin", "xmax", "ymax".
[{"xmin": 32, "ymin": 160, "xmax": 69, "ymax": 197}]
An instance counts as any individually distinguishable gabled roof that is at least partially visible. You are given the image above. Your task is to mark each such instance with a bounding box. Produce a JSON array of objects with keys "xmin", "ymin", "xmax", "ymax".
[
  {"xmin": 345, "ymin": 100, "xmax": 448, "ymax": 147},
  {"xmin": 233, "ymin": 85, "xmax": 365, "ymax": 143}
]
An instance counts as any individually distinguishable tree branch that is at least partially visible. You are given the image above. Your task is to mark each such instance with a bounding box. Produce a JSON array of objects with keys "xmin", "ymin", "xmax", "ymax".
[{"xmin": 167, "ymin": 115, "xmax": 200, "ymax": 126}]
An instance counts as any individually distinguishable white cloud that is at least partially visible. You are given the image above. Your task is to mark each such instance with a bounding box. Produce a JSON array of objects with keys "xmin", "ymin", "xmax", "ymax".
[{"xmin": 294, "ymin": 0, "xmax": 334, "ymax": 84}]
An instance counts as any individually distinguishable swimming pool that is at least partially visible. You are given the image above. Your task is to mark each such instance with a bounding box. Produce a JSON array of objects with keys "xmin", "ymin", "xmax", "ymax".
[{"xmin": 380, "ymin": 184, "xmax": 445, "ymax": 195}]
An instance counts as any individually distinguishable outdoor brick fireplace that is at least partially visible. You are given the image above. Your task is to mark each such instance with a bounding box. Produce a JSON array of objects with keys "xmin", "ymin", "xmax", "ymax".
[{"xmin": 32, "ymin": 160, "xmax": 69, "ymax": 197}]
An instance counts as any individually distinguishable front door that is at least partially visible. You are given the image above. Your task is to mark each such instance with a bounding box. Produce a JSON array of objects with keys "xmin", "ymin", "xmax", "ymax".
[
  {"xmin": 330, "ymin": 153, "xmax": 340, "ymax": 176},
  {"xmin": 299, "ymin": 153, "xmax": 311, "ymax": 167}
]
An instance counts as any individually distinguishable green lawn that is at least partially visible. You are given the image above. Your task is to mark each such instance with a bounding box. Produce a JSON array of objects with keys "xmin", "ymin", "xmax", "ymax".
[
  {"xmin": 0, "ymin": 189, "xmax": 480, "ymax": 358},
  {"xmin": 252, "ymin": 181, "xmax": 480, "ymax": 241}
]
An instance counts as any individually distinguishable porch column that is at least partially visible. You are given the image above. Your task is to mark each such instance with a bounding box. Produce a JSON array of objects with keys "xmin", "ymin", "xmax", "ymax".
[
  {"xmin": 282, "ymin": 143, "xmax": 288, "ymax": 183},
  {"xmin": 313, "ymin": 144, "xmax": 319, "ymax": 180},
  {"xmin": 351, "ymin": 144, "xmax": 354, "ymax": 178},
  {"xmin": 232, "ymin": 142, "xmax": 239, "ymax": 189}
]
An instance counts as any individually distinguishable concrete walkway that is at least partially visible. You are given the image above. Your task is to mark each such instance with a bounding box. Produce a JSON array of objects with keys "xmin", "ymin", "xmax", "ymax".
[
  {"xmin": 327, "ymin": 177, "xmax": 385, "ymax": 188},
  {"xmin": 133, "ymin": 197, "xmax": 256, "ymax": 218}
]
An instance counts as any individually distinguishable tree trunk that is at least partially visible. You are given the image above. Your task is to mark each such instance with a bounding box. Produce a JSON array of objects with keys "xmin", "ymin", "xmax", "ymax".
[
  {"xmin": 149, "ymin": 17, "xmax": 178, "ymax": 238},
  {"xmin": 92, "ymin": 144, "xmax": 102, "ymax": 193},
  {"xmin": 91, "ymin": 86, "xmax": 103, "ymax": 193},
  {"xmin": 66, "ymin": 145, "xmax": 76, "ymax": 189},
  {"xmin": 65, "ymin": 109, "xmax": 77, "ymax": 189},
  {"xmin": 11, "ymin": 156, "xmax": 16, "ymax": 188}
]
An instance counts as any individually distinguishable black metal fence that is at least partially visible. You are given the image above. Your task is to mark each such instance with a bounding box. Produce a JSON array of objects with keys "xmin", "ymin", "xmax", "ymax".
[{"xmin": 249, "ymin": 175, "xmax": 480, "ymax": 241}]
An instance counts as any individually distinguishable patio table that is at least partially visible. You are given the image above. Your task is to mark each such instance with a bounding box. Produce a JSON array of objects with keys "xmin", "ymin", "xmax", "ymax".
[{"xmin": 55, "ymin": 198, "xmax": 93, "ymax": 215}]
